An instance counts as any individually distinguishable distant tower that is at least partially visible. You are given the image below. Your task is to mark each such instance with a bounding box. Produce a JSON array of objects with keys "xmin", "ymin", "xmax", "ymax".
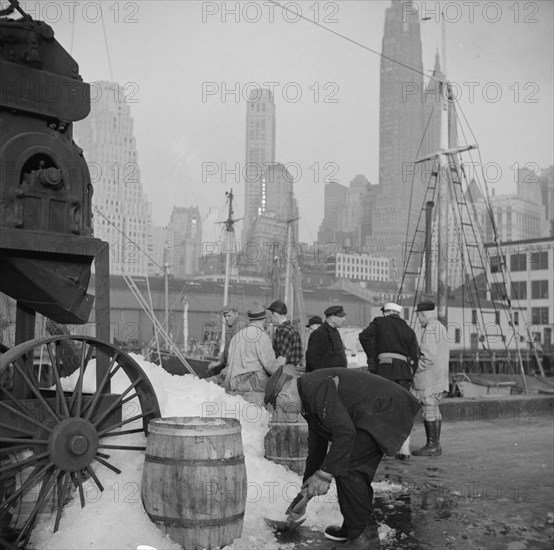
[
  {"xmin": 166, "ymin": 207, "xmax": 202, "ymax": 278},
  {"xmin": 75, "ymin": 81, "xmax": 152, "ymax": 276},
  {"xmin": 364, "ymin": 0, "xmax": 425, "ymax": 278},
  {"xmin": 243, "ymin": 88, "xmax": 276, "ymax": 244}
]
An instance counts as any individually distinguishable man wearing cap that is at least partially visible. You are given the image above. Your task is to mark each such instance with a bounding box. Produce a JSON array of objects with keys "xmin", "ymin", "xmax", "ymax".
[
  {"xmin": 305, "ymin": 306, "xmax": 348, "ymax": 372},
  {"xmin": 222, "ymin": 308, "xmax": 282, "ymax": 406},
  {"xmin": 412, "ymin": 300, "xmax": 449, "ymax": 457},
  {"xmin": 207, "ymin": 304, "xmax": 241, "ymax": 377},
  {"xmin": 358, "ymin": 302, "xmax": 419, "ymax": 459},
  {"xmin": 267, "ymin": 300, "xmax": 303, "ymax": 370},
  {"xmin": 264, "ymin": 367, "xmax": 421, "ymax": 549},
  {"xmin": 306, "ymin": 315, "xmax": 323, "ymax": 334}
]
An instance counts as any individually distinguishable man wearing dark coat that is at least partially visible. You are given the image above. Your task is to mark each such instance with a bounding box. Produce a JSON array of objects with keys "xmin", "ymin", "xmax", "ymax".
[
  {"xmin": 265, "ymin": 367, "xmax": 421, "ymax": 549},
  {"xmin": 358, "ymin": 302, "xmax": 419, "ymax": 460},
  {"xmin": 305, "ymin": 305, "xmax": 348, "ymax": 372},
  {"xmin": 358, "ymin": 302, "xmax": 418, "ymax": 387}
]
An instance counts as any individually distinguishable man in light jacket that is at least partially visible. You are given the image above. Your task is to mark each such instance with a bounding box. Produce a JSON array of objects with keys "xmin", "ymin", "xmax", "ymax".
[
  {"xmin": 223, "ymin": 308, "xmax": 282, "ymax": 405},
  {"xmin": 412, "ymin": 300, "xmax": 450, "ymax": 457}
]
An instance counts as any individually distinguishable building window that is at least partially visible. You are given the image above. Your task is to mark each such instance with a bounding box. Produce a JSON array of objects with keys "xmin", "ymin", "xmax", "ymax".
[
  {"xmin": 495, "ymin": 311, "xmax": 500, "ymax": 325},
  {"xmin": 530, "ymin": 251, "xmax": 548, "ymax": 270},
  {"xmin": 514, "ymin": 311, "xmax": 519, "ymax": 325},
  {"xmin": 470, "ymin": 333, "xmax": 478, "ymax": 343},
  {"xmin": 491, "ymin": 282, "xmax": 506, "ymax": 301},
  {"xmin": 490, "ymin": 255, "xmax": 504, "ymax": 273},
  {"xmin": 472, "ymin": 309, "xmax": 477, "ymax": 324},
  {"xmin": 455, "ymin": 328, "xmax": 461, "ymax": 343},
  {"xmin": 510, "ymin": 253, "xmax": 526, "ymax": 271},
  {"xmin": 531, "ymin": 307, "xmax": 549, "ymax": 325},
  {"xmin": 511, "ymin": 281, "xmax": 527, "ymax": 300},
  {"xmin": 531, "ymin": 280, "xmax": 549, "ymax": 300}
]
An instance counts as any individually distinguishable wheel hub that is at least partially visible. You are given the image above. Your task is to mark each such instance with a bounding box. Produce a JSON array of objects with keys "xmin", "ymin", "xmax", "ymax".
[{"xmin": 47, "ymin": 418, "xmax": 99, "ymax": 472}]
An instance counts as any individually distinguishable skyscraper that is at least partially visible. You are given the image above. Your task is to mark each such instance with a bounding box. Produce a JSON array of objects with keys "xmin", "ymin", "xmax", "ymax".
[
  {"xmin": 75, "ymin": 81, "xmax": 152, "ymax": 276},
  {"xmin": 166, "ymin": 206, "xmax": 202, "ymax": 278},
  {"xmin": 243, "ymin": 88, "xmax": 276, "ymax": 244},
  {"xmin": 364, "ymin": 0, "xmax": 425, "ymax": 279}
]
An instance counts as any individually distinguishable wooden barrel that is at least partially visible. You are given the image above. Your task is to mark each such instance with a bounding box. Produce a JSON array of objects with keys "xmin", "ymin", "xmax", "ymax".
[
  {"xmin": 141, "ymin": 417, "xmax": 247, "ymax": 550},
  {"xmin": 264, "ymin": 409, "xmax": 308, "ymax": 476}
]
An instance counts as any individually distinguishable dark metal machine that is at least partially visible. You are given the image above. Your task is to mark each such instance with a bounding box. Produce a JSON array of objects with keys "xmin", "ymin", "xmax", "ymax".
[{"xmin": 0, "ymin": 3, "xmax": 160, "ymax": 547}]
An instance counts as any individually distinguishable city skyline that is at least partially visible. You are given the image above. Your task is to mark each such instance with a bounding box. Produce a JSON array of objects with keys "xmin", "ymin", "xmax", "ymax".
[{"xmin": 46, "ymin": 0, "xmax": 554, "ymax": 244}]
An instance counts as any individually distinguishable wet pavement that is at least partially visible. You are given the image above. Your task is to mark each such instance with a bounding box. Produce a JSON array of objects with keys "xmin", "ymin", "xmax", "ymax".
[{"xmin": 273, "ymin": 395, "xmax": 554, "ymax": 549}]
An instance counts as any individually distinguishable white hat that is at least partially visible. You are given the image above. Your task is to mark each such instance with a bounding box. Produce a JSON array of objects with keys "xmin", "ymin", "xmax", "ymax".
[{"xmin": 381, "ymin": 302, "xmax": 402, "ymax": 314}]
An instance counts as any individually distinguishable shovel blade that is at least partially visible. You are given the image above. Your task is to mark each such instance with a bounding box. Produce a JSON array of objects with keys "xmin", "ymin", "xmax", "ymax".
[{"xmin": 264, "ymin": 516, "xmax": 307, "ymax": 531}]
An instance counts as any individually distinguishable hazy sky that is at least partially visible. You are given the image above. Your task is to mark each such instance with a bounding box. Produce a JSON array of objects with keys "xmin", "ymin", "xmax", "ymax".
[{"xmin": 36, "ymin": 0, "xmax": 553, "ymax": 243}]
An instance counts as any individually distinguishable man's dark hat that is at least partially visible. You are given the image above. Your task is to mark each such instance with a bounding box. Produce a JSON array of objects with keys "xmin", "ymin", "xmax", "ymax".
[
  {"xmin": 267, "ymin": 300, "xmax": 287, "ymax": 315},
  {"xmin": 248, "ymin": 308, "xmax": 267, "ymax": 320},
  {"xmin": 416, "ymin": 300, "xmax": 435, "ymax": 312},
  {"xmin": 306, "ymin": 315, "xmax": 323, "ymax": 327},
  {"xmin": 324, "ymin": 305, "xmax": 346, "ymax": 317},
  {"xmin": 264, "ymin": 365, "xmax": 293, "ymax": 407}
]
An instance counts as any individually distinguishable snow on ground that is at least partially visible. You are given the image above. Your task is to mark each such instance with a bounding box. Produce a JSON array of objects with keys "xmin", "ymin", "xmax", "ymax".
[{"xmin": 30, "ymin": 355, "xmax": 403, "ymax": 549}]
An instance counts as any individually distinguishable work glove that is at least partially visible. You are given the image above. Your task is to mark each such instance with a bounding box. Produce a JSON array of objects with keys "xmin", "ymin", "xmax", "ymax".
[{"xmin": 302, "ymin": 470, "xmax": 332, "ymax": 498}]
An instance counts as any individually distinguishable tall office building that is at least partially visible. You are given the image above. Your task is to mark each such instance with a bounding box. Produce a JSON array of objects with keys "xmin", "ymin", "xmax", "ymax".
[
  {"xmin": 364, "ymin": 0, "xmax": 425, "ymax": 280},
  {"xmin": 75, "ymin": 81, "xmax": 152, "ymax": 276},
  {"xmin": 243, "ymin": 88, "xmax": 276, "ymax": 243},
  {"xmin": 166, "ymin": 206, "xmax": 202, "ymax": 278}
]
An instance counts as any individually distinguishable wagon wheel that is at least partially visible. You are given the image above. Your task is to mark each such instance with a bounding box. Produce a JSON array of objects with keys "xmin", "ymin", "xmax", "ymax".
[{"xmin": 0, "ymin": 335, "xmax": 161, "ymax": 548}]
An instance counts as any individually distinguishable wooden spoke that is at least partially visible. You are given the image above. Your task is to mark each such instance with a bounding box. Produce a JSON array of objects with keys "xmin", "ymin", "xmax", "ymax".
[
  {"xmin": 92, "ymin": 455, "xmax": 121, "ymax": 475},
  {"xmin": 10, "ymin": 361, "xmax": 59, "ymax": 423},
  {"xmin": 97, "ymin": 409, "xmax": 157, "ymax": 436},
  {"xmin": 54, "ymin": 473, "xmax": 71, "ymax": 533},
  {"xmin": 82, "ymin": 355, "xmax": 121, "ymax": 421},
  {"xmin": 98, "ymin": 444, "xmax": 146, "ymax": 451},
  {"xmin": 0, "ymin": 452, "xmax": 49, "ymax": 478},
  {"xmin": 99, "ymin": 428, "xmax": 145, "ymax": 437},
  {"xmin": 92, "ymin": 383, "xmax": 141, "ymax": 428},
  {"xmin": 17, "ymin": 469, "xmax": 58, "ymax": 548},
  {"xmin": 0, "ymin": 386, "xmax": 54, "ymax": 433},
  {"xmin": 0, "ymin": 462, "xmax": 54, "ymax": 511},
  {"xmin": 73, "ymin": 470, "xmax": 85, "ymax": 508},
  {"xmin": 0, "ymin": 421, "xmax": 36, "ymax": 437},
  {"xmin": 68, "ymin": 341, "xmax": 94, "ymax": 417},
  {"xmin": 0, "ymin": 438, "xmax": 49, "ymax": 446},
  {"xmin": 84, "ymin": 466, "xmax": 104, "ymax": 493},
  {"xmin": 46, "ymin": 342, "xmax": 70, "ymax": 419}
]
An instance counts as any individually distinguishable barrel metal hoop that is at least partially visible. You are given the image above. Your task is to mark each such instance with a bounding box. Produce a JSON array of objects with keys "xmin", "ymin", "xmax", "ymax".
[
  {"xmin": 144, "ymin": 454, "xmax": 245, "ymax": 466},
  {"xmin": 265, "ymin": 455, "xmax": 306, "ymax": 462},
  {"xmin": 149, "ymin": 511, "xmax": 245, "ymax": 528}
]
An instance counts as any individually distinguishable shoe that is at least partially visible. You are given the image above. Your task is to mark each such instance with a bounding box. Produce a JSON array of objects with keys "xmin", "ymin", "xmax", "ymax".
[
  {"xmin": 412, "ymin": 420, "xmax": 442, "ymax": 457},
  {"xmin": 332, "ymin": 525, "xmax": 381, "ymax": 549},
  {"xmin": 325, "ymin": 525, "xmax": 348, "ymax": 542}
]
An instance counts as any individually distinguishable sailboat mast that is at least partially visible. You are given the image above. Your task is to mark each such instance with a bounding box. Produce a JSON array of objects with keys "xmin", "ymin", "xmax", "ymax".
[
  {"xmin": 164, "ymin": 241, "xmax": 170, "ymax": 347},
  {"xmin": 437, "ymin": 15, "xmax": 449, "ymax": 327},
  {"xmin": 221, "ymin": 190, "xmax": 236, "ymax": 346}
]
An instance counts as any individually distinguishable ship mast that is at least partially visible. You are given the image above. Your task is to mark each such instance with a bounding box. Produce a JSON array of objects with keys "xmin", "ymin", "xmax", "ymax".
[
  {"xmin": 221, "ymin": 190, "xmax": 238, "ymax": 346},
  {"xmin": 436, "ymin": 15, "xmax": 449, "ymax": 326}
]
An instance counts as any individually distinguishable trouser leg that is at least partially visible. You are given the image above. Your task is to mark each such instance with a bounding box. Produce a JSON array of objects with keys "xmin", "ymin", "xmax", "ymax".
[{"xmin": 335, "ymin": 432, "xmax": 383, "ymax": 539}]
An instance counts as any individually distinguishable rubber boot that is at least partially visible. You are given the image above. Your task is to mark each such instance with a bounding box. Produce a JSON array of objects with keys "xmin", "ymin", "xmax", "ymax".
[
  {"xmin": 332, "ymin": 524, "xmax": 381, "ymax": 550},
  {"xmin": 412, "ymin": 420, "xmax": 442, "ymax": 456}
]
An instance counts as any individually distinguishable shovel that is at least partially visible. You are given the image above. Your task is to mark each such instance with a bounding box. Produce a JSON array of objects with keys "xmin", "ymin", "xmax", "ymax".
[{"xmin": 264, "ymin": 489, "xmax": 311, "ymax": 531}]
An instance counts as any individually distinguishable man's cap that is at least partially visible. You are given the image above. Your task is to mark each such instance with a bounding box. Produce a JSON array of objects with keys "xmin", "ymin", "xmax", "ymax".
[
  {"xmin": 264, "ymin": 365, "xmax": 293, "ymax": 407},
  {"xmin": 248, "ymin": 308, "xmax": 267, "ymax": 320},
  {"xmin": 381, "ymin": 302, "xmax": 402, "ymax": 314},
  {"xmin": 306, "ymin": 315, "xmax": 323, "ymax": 327},
  {"xmin": 324, "ymin": 305, "xmax": 346, "ymax": 317},
  {"xmin": 267, "ymin": 299, "xmax": 287, "ymax": 315},
  {"xmin": 416, "ymin": 300, "xmax": 435, "ymax": 312},
  {"xmin": 221, "ymin": 304, "xmax": 238, "ymax": 314}
]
